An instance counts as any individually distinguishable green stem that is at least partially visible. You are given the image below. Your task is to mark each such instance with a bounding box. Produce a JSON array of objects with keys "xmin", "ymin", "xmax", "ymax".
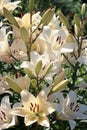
[
  {"xmin": 71, "ymin": 62, "xmax": 79, "ymax": 87},
  {"xmin": 62, "ymin": 53, "xmax": 74, "ymax": 68}
]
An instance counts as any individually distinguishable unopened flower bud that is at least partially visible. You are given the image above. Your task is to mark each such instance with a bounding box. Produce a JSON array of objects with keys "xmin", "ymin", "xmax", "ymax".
[
  {"xmin": 74, "ymin": 14, "xmax": 81, "ymax": 29},
  {"xmin": 29, "ymin": 0, "xmax": 34, "ymax": 13},
  {"xmin": 81, "ymin": 3, "xmax": 86, "ymax": 16},
  {"xmin": 58, "ymin": 10, "xmax": 70, "ymax": 31},
  {"xmin": 3, "ymin": 8, "xmax": 19, "ymax": 28},
  {"xmin": 40, "ymin": 8, "xmax": 55, "ymax": 26}
]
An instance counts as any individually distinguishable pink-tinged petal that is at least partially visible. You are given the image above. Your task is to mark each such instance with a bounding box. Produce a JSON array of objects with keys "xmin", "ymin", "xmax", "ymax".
[
  {"xmin": 38, "ymin": 115, "xmax": 50, "ymax": 127},
  {"xmin": 25, "ymin": 114, "xmax": 38, "ymax": 126}
]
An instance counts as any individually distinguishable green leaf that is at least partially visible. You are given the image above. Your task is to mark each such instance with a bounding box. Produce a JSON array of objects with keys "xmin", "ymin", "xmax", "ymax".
[
  {"xmin": 6, "ymin": 77, "xmax": 22, "ymax": 93},
  {"xmin": 3, "ymin": 8, "xmax": 19, "ymax": 28},
  {"xmin": 35, "ymin": 60, "xmax": 42, "ymax": 75}
]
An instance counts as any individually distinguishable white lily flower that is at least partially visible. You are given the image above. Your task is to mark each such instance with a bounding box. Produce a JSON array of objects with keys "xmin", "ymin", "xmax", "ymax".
[
  {"xmin": 39, "ymin": 26, "xmax": 78, "ymax": 54},
  {"xmin": 10, "ymin": 90, "xmax": 55, "ymax": 127},
  {"xmin": 0, "ymin": 27, "xmax": 13, "ymax": 62},
  {"xmin": 0, "ymin": 96, "xmax": 16, "ymax": 129},
  {"xmin": 0, "ymin": 28, "xmax": 10, "ymax": 56},
  {"xmin": 57, "ymin": 91, "xmax": 87, "ymax": 129},
  {"xmin": 0, "ymin": 76, "xmax": 10, "ymax": 95},
  {"xmin": 0, "ymin": 0, "xmax": 21, "ymax": 15},
  {"xmin": 21, "ymin": 51, "xmax": 62, "ymax": 84},
  {"xmin": 21, "ymin": 51, "xmax": 50, "ymax": 77},
  {"xmin": 15, "ymin": 11, "xmax": 41, "ymax": 30},
  {"xmin": 10, "ymin": 38, "xmax": 28, "ymax": 61}
]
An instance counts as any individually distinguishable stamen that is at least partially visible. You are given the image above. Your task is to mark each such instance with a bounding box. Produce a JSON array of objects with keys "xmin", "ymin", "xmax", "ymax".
[
  {"xmin": 30, "ymin": 107, "xmax": 32, "ymax": 111},
  {"xmin": 73, "ymin": 105, "xmax": 79, "ymax": 112},
  {"xmin": 30, "ymin": 103, "xmax": 34, "ymax": 107},
  {"xmin": 37, "ymin": 104, "xmax": 39, "ymax": 112},
  {"xmin": 1, "ymin": 111, "xmax": 6, "ymax": 120},
  {"xmin": 70, "ymin": 102, "xmax": 74, "ymax": 110},
  {"xmin": 0, "ymin": 116, "xmax": 3, "ymax": 121}
]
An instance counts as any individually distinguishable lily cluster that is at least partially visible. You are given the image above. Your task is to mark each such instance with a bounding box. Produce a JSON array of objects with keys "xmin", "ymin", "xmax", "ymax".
[{"xmin": 0, "ymin": 0, "xmax": 87, "ymax": 130}]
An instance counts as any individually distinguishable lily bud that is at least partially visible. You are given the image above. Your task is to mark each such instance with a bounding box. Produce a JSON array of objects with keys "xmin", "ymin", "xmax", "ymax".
[
  {"xmin": 51, "ymin": 79, "xmax": 68, "ymax": 93},
  {"xmin": 58, "ymin": 10, "xmax": 70, "ymax": 31},
  {"xmin": 74, "ymin": 24, "xmax": 80, "ymax": 36},
  {"xmin": 24, "ymin": 68, "xmax": 35, "ymax": 79},
  {"xmin": 31, "ymin": 79, "xmax": 37, "ymax": 88},
  {"xmin": 6, "ymin": 77, "xmax": 22, "ymax": 93},
  {"xmin": 35, "ymin": 60, "xmax": 42, "ymax": 75},
  {"xmin": 3, "ymin": 8, "xmax": 19, "ymax": 28},
  {"xmin": 29, "ymin": 0, "xmax": 34, "ymax": 13},
  {"xmin": 74, "ymin": 14, "xmax": 81, "ymax": 29},
  {"xmin": 40, "ymin": 8, "xmax": 55, "ymax": 26},
  {"xmin": 81, "ymin": 3, "xmax": 86, "ymax": 16},
  {"xmin": 20, "ymin": 27, "xmax": 29, "ymax": 46},
  {"xmin": 44, "ymin": 63, "xmax": 53, "ymax": 76},
  {"xmin": 53, "ymin": 70, "xmax": 66, "ymax": 87}
]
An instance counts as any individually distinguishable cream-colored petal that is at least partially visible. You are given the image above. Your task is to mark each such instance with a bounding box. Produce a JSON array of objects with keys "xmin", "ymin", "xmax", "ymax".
[
  {"xmin": 22, "ymin": 13, "xmax": 30, "ymax": 30},
  {"xmin": 15, "ymin": 76, "xmax": 30, "ymax": 90},
  {"xmin": 25, "ymin": 114, "xmax": 38, "ymax": 126},
  {"xmin": 10, "ymin": 107, "xmax": 27, "ymax": 117},
  {"xmin": 37, "ymin": 90, "xmax": 47, "ymax": 102},
  {"xmin": 21, "ymin": 90, "xmax": 36, "ymax": 110},
  {"xmin": 38, "ymin": 115, "xmax": 50, "ymax": 127}
]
